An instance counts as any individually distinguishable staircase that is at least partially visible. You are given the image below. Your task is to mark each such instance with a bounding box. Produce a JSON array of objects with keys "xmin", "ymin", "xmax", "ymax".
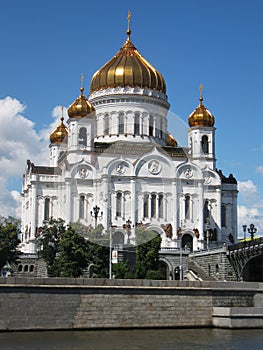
[{"xmin": 187, "ymin": 260, "xmax": 217, "ymax": 281}]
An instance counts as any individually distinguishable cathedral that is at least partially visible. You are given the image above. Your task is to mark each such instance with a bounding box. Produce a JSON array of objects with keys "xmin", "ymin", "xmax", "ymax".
[{"xmin": 20, "ymin": 16, "xmax": 238, "ymax": 258}]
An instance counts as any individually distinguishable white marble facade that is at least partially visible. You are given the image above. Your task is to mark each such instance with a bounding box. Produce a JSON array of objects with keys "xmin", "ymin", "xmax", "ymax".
[{"xmin": 20, "ymin": 35, "xmax": 238, "ymax": 254}]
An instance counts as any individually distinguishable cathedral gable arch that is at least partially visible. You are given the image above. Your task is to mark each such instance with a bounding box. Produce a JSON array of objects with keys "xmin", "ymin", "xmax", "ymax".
[{"xmin": 134, "ymin": 150, "xmax": 173, "ymax": 177}]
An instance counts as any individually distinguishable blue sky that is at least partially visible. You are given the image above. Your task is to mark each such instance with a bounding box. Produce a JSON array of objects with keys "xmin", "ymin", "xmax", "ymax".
[{"xmin": 0, "ymin": 0, "xmax": 262, "ymax": 237}]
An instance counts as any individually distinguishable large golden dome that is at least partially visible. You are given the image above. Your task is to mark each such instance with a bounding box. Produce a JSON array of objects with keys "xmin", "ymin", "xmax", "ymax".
[
  {"xmin": 90, "ymin": 29, "xmax": 166, "ymax": 94},
  {"xmin": 50, "ymin": 117, "xmax": 68, "ymax": 144},
  {"xmin": 188, "ymin": 85, "xmax": 215, "ymax": 127},
  {"xmin": 68, "ymin": 87, "xmax": 95, "ymax": 119}
]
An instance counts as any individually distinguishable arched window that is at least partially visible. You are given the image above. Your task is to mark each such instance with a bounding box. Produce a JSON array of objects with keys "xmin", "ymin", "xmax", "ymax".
[
  {"xmin": 116, "ymin": 192, "xmax": 122, "ymax": 217},
  {"xmin": 185, "ymin": 195, "xmax": 190, "ymax": 220},
  {"xmin": 44, "ymin": 198, "xmax": 50, "ymax": 221},
  {"xmin": 134, "ymin": 113, "xmax": 140, "ymax": 135},
  {"xmin": 104, "ymin": 114, "xmax": 109, "ymax": 135},
  {"xmin": 204, "ymin": 200, "xmax": 209, "ymax": 224},
  {"xmin": 221, "ymin": 204, "xmax": 226, "ymax": 227},
  {"xmin": 143, "ymin": 194, "xmax": 149, "ymax": 218},
  {"xmin": 79, "ymin": 195, "xmax": 85, "ymax": 219},
  {"xmin": 24, "ymin": 265, "xmax": 29, "ymax": 272},
  {"xmin": 79, "ymin": 127, "xmax": 87, "ymax": 146},
  {"xmin": 151, "ymin": 194, "xmax": 157, "ymax": 218},
  {"xmin": 158, "ymin": 194, "xmax": 164, "ymax": 219},
  {"xmin": 18, "ymin": 264, "xmax": 23, "ymax": 272},
  {"xmin": 201, "ymin": 135, "xmax": 209, "ymax": 154},
  {"xmin": 149, "ymin": 115, "xmax": 154, "ymax": 136},
  {"xmin": 118, "ymin": 113, "xmax": 124, "ymax": 134},
  {"xmin": 30, "ymin": 265, "xmax": 34, "ymax": 272}
]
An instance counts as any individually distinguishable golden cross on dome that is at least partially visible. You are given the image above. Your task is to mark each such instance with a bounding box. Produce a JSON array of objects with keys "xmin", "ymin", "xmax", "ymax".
[
  {"xmin": 61, "ymin": 106, "xmax": 64, "ymax": 122},
  {"xmin": 199, "ymin": 83, "xmax": 203, "ymax": 98},
  {"xmin": 127, "ymin": 10, "xmax": 131, "ymax": 39},
  {"xmin": 81, "ymin": 73, "xmax": 84, "ymax": 89}
]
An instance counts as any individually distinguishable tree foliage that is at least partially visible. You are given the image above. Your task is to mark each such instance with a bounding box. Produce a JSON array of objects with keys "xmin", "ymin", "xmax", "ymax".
[
  {"xmin": 86, "ymin": 224, "xmax": 110, "ymax": 278},
  {"xmin": 134, "ymin": 227, "xmax": 163, "ymax": 279},
  {"xmin": 37, "ymin": 218, "xmax": 90, "ymax": 277},
  {"xmin": 37, "ymin": 219, "xmax": 164, "ymax": 280},
  {"xmin": 0, "ymin": 216, "xmax": 21, "ymax": 272}
]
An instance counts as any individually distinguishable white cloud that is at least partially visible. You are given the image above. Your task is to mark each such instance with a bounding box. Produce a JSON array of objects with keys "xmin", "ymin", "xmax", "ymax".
[
  {"xmin": 238, "ymin": 205, "xmax": 263, "ymax": 238},
  {"xmin": 0, "ymin": 176, "xmax": 21, "ymax": 218},
  {"xmin": 256, "ymin": 166, "xmax": 263, "ymax": 175},
  {"xmin": 0, "ymin": 96, "xmax": 62, "ymax": 218},
  {"xmin": 238, "ymin": 180, "xmax": 257, "ymax": 194},
  {"xmin": 238, "ymin": 180, "xmax": 263, "ymax": 238}
]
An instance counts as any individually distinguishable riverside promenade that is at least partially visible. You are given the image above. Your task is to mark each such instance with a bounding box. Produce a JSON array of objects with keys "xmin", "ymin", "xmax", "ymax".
[{"xmin": 0, "ymin": 278, "xmax": 262, "ymax": 330}]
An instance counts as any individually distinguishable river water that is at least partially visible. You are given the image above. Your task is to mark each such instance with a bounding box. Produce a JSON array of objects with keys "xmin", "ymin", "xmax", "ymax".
[{"xmin": 0, "ymin": 329, "xmax": 262, "ymax": 350}]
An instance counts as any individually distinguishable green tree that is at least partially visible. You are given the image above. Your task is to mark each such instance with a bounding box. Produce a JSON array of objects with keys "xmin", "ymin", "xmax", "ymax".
[
  {"xmin": 37, "ymin": 218, "xmax": 66, "ymax": 276},
  {"xmin": 0, "ymin": 216, "xmax": 21, "ymax": 272},
  {"xmin": 38, "ymin": 218, "xmax": 91, "ymax": 277},
  {"xmin": 113, "ymin": 261, "xmax": 132, "ymax": 279},
  {"xmin": 87, "ymin": 224, "xmax": 110, "ymax": 278},
  {"xmin": 53, "ymin": 226, "xmax": 91, "ymax": 277},
  {"xmin": 134, "ymin": 227, "xmax": 163, "ymax": 279}
]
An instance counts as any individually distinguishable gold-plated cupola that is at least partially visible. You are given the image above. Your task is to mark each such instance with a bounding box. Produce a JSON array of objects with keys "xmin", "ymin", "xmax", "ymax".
[
  {"xmin": 50, "ymin": 116, "xmax": 68, "ymax": 144},
  {"xmin": 68, "ymin": 84, "xmax": 95, "ymax": 119},
  {"xmin": 90, "ymin": 11, "xmax": 166, "ymax": 94},
  {"xmin": 188, "ymin": 85, "xmax": 215, "ymax": 127}
]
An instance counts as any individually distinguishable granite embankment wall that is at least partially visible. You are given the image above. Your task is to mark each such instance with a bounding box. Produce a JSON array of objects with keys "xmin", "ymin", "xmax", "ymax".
[{"xmin": 0, "ymin": 278, "xmax": 262, "ymax": 331}]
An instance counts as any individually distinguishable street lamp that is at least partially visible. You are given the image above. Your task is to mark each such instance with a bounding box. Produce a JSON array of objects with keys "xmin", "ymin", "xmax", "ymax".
[
  {"xmin": 90, "ymin": 205, "xmax": 103, "ymax": 228},
  {"xmin": 242, "ymin": 224, "xmax": 247, "ymax": 241},
  {"xmin": 248, "ymin": 223, "xmax": 257, "ymax": 240}
]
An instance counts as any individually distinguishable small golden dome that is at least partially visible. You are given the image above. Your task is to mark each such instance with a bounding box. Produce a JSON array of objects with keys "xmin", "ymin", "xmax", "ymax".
[
  {"xmin": 50, "ymin": 117, "xmax": 68, "ymax": 144},
  {"xmin": 90, "ymin": 30, "xmax": 166, "ymax": 94},
  {"xmin": 188, "ymin": 85, "xmax": 215, "ymax": 127},
  {"xmin": 68, "ymin": 87, "xmax": 95, "ymax": 119},
  {"xmin": 166, "ymin": 132, "xmax": 177, "ymax": 147}
]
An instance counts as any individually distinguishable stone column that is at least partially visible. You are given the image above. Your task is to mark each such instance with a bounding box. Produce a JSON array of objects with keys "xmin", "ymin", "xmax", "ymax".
[{"xmin": 31, "ymin": 183, "xmax": 37, "ymax": 240}]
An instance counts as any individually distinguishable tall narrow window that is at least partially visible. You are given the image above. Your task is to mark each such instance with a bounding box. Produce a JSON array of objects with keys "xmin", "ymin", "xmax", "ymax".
[
  {"xmin": 158, "ymin": 194, "xmax": 164, "ymax": 219},
  {"xmin": 201, "ymin": 135, "xmax": 209, "ymax": 154},
  {"xmin": 116, "ymin": 192, "xmax": 122, "ymax": 217},
  {"xmin": 185, "ymin": 195, "xmax": 190, "ymax": 220},
  {"xmin": 143, "ymin": 194, "xmax": 149, "ymax": 218},
  {"xmin": 149, "ymin": 115, "xmax": 154, "ymax": 136},
  {"xmin": 134, "ymin": 113, "xmax": 140, "ymax": 135},
  {"xmin": 118, "ymin": 113, "xmax": 124, "ymax": 134},
  {"xmin": 151, "ymin": 194, "xmax": 157, "ymax": 218},
  {"xmin": 204, "ymin": 200, "xmax": 209, "ymax": 224},
  {"xmin": 159, "ymin": 117, "xmax": 163, "ymax": 139},
  {"xmin": 104, "ymin": 114, "xmax": 109, "ymax": 135},
  {"xmin": 79, "ymin": 127, "xmax": 87, "ymax": 146},
  {"xmin": 79, "ymin": 195, "xmax": 85, "ymax": 219},
  {"xmin": 221, "ymin": 204, "xmax": 226, "ymax": 227},
  {"xmin": 44, "ymin": 198, "xmax": 50, "ymax": 221}
]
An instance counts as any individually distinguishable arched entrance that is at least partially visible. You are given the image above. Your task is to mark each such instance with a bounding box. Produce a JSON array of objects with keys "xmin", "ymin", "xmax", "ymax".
[
  {"xmin": 113, "ymin": 231, "xmax": 124, "ymax": 246},
  {"xmin": 242, "ymin": 255, "xmax": 263, "ymax": 282},
  {"xmin": 181, "ymin": 233, "xmax": 193, "ymax": 251},
  {"xmin": 157, "ymin": 260, "xmax": 169, "ymax": 280}
]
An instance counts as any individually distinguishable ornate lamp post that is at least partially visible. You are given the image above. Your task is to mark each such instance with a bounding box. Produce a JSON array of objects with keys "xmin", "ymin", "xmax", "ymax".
[
  {"xmin": 242, "ymin": 224, "xmax": 247, "ymax": 241},
  {"xmin": 90, "ymin": 205, "xmax": 103, "ymax": 228},
  {"xmin": 248, "ymin": 223, "xmax": 257, "ymax": 240}
]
